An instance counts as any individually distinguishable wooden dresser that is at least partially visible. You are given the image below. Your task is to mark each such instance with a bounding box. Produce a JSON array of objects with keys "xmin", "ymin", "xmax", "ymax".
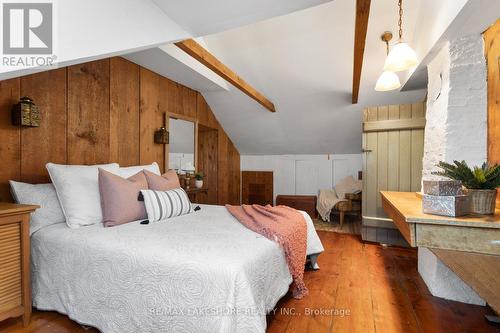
[
  {"xmin": 0, "ymin": 203, "xmax": 38, "ymax": 326},
  {"xmin": 276, "ymin": 195, "xmax": 317, "ymax": 218}
]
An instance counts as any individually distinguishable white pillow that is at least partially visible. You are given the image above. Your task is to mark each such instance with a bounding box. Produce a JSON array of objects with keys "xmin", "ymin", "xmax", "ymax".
[
  {"xmin": 141, "ymin": 188, "xmax": 193, "ymax": 222},
  {"xmin": 9, "ymin": 181, "xmax": 66, "ymax": 235},
  {"xmin": 334, "ymin": 175, "xmax": 362, "ymax": 199},
  {"xmin": 119, "ymin": 162, "xmax": 161, "ymax": 178},
  {"xmin": 46, "ymin": 163, "xmax": 120, "ymax": 228}
]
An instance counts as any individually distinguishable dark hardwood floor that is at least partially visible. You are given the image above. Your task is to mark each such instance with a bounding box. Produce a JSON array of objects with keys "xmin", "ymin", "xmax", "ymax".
[{"xmin": 1, "ymin": 232, "xmax": 498, "ymax": 333}]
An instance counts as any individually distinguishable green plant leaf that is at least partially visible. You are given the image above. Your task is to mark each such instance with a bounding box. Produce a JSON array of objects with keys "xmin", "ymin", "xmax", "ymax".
[{"xmin": 433, "ymin": 160, "xmax": 500, "ymax": 189}]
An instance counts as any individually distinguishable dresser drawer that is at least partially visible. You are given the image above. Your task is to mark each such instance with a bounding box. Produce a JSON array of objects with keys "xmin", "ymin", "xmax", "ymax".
[{"xmin": 0, "ymin": 223, "xmax": 22, "ymax": 314}]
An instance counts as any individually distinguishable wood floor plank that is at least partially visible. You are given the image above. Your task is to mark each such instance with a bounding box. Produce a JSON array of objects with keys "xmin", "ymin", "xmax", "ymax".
[
  {"xmin": 330, "ymin": 235, "xmax": 376, "ymax": 333},
  {"xmin": 365, "ymin": 245, "xmax": 421, "ymax": 333},
  {"xmin": 446, "ymin": 300, "xmax": 499, "ymax": 333},
  {"xmin": 282, "ymin": 232, "xmax": 346, "ymax": 333},
  {"xmin": 388, "ymin": 248, "xmax": 469, "ymax": 333}
]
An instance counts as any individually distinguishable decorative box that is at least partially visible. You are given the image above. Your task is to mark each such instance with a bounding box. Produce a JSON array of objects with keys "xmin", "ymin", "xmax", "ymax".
[
  {"xmin": 423, "ymin": 180, "xmax": 463, "ymax": 196},
  {"xmin": 422, "ymin": 194, "xmax": 470, "ymax": 217}
]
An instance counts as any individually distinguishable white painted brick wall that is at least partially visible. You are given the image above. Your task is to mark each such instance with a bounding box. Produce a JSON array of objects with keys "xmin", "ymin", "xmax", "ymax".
[
  {"xmin": 423, "ymin": 35, "xmax": 487, "ymax": 181},
  {"xmin": 419, "ymin": 34, "xmax": 487, "ymax": 306},
  {"xmin": 423, "ymin": 42, "xmax": 451, "ymax": 181}
]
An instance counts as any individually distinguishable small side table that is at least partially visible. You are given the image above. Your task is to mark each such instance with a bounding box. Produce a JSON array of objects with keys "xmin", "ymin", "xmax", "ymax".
[
  {"xmin": 185, "ymin": 187, "xmax": 209, "ymax": 203},
  {"xmin": 0, "ymin": 203, "xmax": 38, "ymax": 327}
]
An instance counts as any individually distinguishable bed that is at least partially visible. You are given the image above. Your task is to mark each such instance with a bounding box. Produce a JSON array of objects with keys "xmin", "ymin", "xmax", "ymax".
[{"xmin": 31, "ymin": 204, "xmax": 324, "ymax": 333}]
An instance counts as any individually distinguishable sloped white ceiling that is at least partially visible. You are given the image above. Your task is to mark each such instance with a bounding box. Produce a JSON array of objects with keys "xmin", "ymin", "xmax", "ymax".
[
  {"xmin": 119, "ymin": 0, "xmax": 479, "ymax": 155},
  {"xmin": 402, "ymin": 0, "xmax": 500, "ymax": 90},
  {"xmin": 152, "ymin": 0, "xmax": 331, "ymax": 36},
  {"xmin": 123, "ymin": 44, "xmax": 230, "ymax": 92},
  {"xmin": 201, "ymin": 0, "xmax": 426, "ymax": 154}
]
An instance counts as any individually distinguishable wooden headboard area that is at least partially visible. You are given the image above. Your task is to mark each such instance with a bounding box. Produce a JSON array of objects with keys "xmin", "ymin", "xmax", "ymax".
[{"xmin": 0, "ymin": 57, "xmax": 240, "ymax": 205}]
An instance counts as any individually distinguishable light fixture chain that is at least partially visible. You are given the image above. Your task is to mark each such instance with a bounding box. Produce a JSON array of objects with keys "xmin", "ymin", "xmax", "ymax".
[{"xmin": 398, "ymin": 0, "xmax": 403, "ymax": 40}]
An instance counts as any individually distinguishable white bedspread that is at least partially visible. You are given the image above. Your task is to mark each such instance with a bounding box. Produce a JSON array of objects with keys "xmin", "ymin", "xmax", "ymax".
[{"xmin": 31, "ymin": 204, "xmax": 324, "ymax": 333}]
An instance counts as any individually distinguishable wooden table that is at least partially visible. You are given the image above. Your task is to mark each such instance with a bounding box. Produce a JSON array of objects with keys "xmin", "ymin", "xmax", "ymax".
[
  {"xmin": 430, "ymin": 248, "xmax": 500, "ymax": 315},
  {"xmin": 381, "ymin": 191, "xmax": 500, "ymax": 315},
  {"xmin": 185, "ymin": 187, "xmax": 209, "ymax": 203},
  {"xmin": 380, "ymin": 191, "xmax": 500, "ymax": 255}
]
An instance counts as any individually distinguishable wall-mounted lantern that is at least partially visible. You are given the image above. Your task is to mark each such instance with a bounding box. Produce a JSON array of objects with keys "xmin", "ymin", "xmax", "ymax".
[
  {"xmin": 12, "ymin": 96, "xmax": 40, "ymax": 127},
  {"xmin": 154, "ymin": 127, "xmax": 169, "ymax": 144}
]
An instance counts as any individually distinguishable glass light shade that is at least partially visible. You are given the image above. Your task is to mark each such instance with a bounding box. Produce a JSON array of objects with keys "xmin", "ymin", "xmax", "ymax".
[
  {"xmin": 383, "ymin": 42, "xmax": 418, "ymax": 72},
  {"xmin": 375, "ymin": 71, "xmax": 401, "ymax": 91}
]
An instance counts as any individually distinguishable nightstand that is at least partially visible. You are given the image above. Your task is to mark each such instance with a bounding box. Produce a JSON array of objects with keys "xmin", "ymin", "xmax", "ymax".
[
  {"xmin": 184, "ymin": 187, "xmax": 209, "ymax": 203},
  {"xmin": 0, "ymin": 203, "xmax": 38, "ymax": 326}
]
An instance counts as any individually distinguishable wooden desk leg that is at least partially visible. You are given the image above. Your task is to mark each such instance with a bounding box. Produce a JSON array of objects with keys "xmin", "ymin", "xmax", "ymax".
[{"xmin": 340, "ymin": 211, "xmax": 345, "ymax": 229}]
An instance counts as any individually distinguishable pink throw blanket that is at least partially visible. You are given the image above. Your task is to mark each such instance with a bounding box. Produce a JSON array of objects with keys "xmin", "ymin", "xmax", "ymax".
[{"xmin": 225, "ymin": 204, "xmax": 308, "ymax": 299}]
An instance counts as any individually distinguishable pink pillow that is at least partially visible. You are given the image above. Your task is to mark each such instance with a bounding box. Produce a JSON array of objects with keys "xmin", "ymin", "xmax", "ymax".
[
  {"xmin": 143, "ymin": 169, "xmax": 181, "ymax": 191},
  {"xmin": 99, "ymin": 169, "xmax": 148, "ymax": 227}
]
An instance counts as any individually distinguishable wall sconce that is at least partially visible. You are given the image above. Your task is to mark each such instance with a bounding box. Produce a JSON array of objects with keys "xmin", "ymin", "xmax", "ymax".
[
  {"xmin": 154, "ymin": 127, "xmax": 169, "ymax": 144},
  {"xmin": 12, "ymin": 96, "xmax": 40, "ymax": 127}
]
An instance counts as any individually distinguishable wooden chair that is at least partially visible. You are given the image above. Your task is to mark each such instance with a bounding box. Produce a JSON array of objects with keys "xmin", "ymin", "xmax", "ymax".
[{"xmin": 332, "ymin": 192, "xmax": 362, "ymax": 228}]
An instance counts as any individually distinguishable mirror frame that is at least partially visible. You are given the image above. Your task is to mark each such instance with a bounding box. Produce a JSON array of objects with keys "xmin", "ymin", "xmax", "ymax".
[{"xmin": 166, "ymin": 112, "xmax": 198, "ymax": 172}]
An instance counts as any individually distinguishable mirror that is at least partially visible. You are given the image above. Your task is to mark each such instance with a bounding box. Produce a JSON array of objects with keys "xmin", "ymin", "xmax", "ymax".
[{"xmin": 168, "ymin": 117, "xmax": 195, "ymax": 172}]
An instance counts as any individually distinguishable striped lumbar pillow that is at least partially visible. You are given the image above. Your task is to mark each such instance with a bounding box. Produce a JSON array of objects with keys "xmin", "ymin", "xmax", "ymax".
[{"xmin": 141, "ymin": 188, "xmax": 193, "ymax": 222}]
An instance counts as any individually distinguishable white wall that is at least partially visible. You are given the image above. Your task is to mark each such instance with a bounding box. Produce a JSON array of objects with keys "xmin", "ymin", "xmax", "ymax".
[
  {"xmin": 241, "ymin": 154, "xmax": 362, "ymax": 201},
  {"xmin": 423, "ymin": 34, "xmax": 487, "ymax": 181}
]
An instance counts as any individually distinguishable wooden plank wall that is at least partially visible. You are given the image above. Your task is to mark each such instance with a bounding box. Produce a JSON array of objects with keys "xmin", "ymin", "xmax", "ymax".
[
  {"xmin": 197, "ymin": 125, "xmax": 218, "ymax": 205},
  {"xmin": 0, "ymin": 57, "xmax": 241, "ymax": 205},
  {"xmin": 485, "ymin": 19, "xmax": 500, "ymax": 206},
  {"xmin": 362, "ymin": 103, "xmax": 425, "ymax": 224},
  {"xmin": 217, "ymin": 123, "xmax": 241, "ymax": 206},
  {"xmin": 241, "ymin": 171, "xmax": 273, "ymax": 205}
]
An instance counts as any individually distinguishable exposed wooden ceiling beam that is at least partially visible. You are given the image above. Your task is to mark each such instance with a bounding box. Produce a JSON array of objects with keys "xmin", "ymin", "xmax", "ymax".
[
  {"xmin": 352, "ymin": 0, "xmax": 371, "ymax": 104},
  {"xmin": 175, "ymin": 39, "xmax": 276, "ymax": 112}
]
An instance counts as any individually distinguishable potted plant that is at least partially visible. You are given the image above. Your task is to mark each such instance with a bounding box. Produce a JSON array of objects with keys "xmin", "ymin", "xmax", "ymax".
[
  {"xmin": 433, "ymin": 160, "xmax": 500, "ymax": 214},
  {"xmin": 194, "ymin": 172, "xmax": 204, "ymax": 189}
]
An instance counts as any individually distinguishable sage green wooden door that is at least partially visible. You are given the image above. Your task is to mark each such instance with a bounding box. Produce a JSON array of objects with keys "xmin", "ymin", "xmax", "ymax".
[{"xmin": 362, "ymin": 102, "xmax": 425, "ymax": 228}]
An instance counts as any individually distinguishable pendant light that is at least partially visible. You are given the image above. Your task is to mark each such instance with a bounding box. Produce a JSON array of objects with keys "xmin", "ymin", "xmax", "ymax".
[
  {"xmin": 375, "ymin": 71, "xmax": 401, "ymax": 91},
  {"xmin": 383, "ymin": 0, "xmax": 418, "ymax": 72},
  {"xmin": 375, "ymin": 32, "xmax": 401, "ymax": 91}
]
